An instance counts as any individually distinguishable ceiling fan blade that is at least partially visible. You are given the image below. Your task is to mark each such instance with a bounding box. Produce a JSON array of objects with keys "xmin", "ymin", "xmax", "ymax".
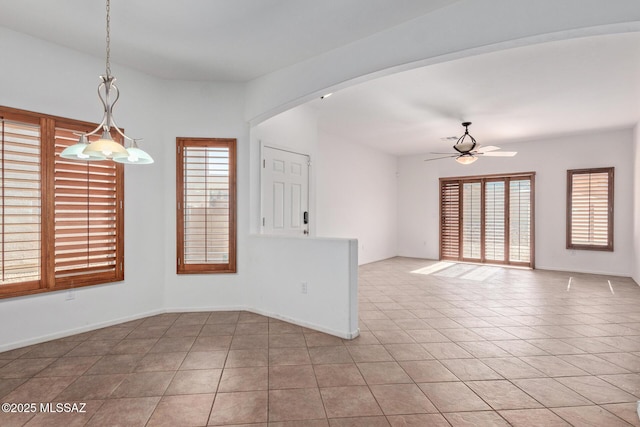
[
  {"xmin": 424, "ymin": 155, "xmax": 457, "ymax": 162},
  {"xmin": 430, "ymin": 152, "xmax": 456, "ymax": 155},
  {"xmin": 476, "ymin": 145, "xmax": 501, "ymax": 153},
  {"xmin": 481, "ymin": 151, "xmax": 517, "ymax": 157}
]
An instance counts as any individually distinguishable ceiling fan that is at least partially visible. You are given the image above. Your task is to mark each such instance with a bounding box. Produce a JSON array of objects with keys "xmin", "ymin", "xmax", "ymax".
[{"xmin": 425, "ymin": 122, "xmax": 517, "ymax": 165}]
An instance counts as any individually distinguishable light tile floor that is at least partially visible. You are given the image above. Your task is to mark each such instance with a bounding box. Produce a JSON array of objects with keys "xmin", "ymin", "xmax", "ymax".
[{"xmin": 1, "ymin": 257, "xmax": 639, "ymax": 426}]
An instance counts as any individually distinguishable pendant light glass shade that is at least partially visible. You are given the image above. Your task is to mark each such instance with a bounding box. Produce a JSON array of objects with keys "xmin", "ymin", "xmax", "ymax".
[
  {"xmin": 454, "ymin": 141, "xmax": 476, "ymax": 153},
  {"xmin": 456, "ymin": 154, "xmax": 477, "ymax": 165},
  {"xmin": 83, "ymin": 130, "xmax": 128, "ymax": 159},
  {"xmin": 60, "ymin": 134, "xmax": 106, "ymax": 160},
  {"xmin": 114, "ymin": 140, "xmax": 154, "ymax": 164}
]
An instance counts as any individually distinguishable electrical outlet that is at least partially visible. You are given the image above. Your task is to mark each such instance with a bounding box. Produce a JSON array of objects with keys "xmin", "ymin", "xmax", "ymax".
[
  {"xmin": 301, "ymin": 282, "xmax": 308, "ymax": 294},
  {"xmin": 65, "ymin": 289, "xmax": 75, "ymax": 301}
]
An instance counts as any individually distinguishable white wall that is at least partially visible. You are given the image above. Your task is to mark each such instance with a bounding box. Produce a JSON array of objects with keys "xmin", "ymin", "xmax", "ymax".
[
  {"xmin": 246, "ymin": 235, "xmax": 358, "ymax": 338},
  {"xmin": 316, "ymin": 132, "xmax": 398, "ymax": 265},
  {"xmin": 252, "ymin": 106, "xmax": 399, "ymax": 265},
  {"xmin": 0, "ymin": 28, "xmax": 166, "ymax": 348},
  {"xmin": 398, "ymin": 128, "xmax": 635, "ymax": 277},
  {"xmin": 161, "ymin": 80, "xmax": 250, "ymax": 311},
  {"xmin": 633, "ymin": 124, "xmax": 640, "ymax": 284}
]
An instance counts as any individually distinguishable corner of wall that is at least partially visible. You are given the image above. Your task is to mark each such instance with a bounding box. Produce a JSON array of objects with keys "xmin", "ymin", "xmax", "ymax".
[{"xmin": 633, "ymin": 123, "xmax": 640, "ymax": 284}]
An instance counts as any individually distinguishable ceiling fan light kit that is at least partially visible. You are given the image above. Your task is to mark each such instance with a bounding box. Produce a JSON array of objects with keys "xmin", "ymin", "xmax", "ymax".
[
  {"xmin": 455, "ymin": 154, "xmax": 478, "ymax": 165},
  {"xmin": 425, "ymin": 121, "xmax": 517, "ymax": 165}
]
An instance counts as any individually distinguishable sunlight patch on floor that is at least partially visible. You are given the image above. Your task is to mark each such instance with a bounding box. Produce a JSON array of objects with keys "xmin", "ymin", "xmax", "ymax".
[
  {"xmin": 410, "ymin": 261, "xmax": 455, "ymax": 275},
  {"xmin": 411, "ymin": 261, "xmax": 501, "ymax": 282}
]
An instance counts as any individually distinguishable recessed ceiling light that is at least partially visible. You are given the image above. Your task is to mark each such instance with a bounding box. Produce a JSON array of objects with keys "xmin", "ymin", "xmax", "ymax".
[{"xmin": 320, "ymin": 93, "xmax": 333, "ymax": 99}]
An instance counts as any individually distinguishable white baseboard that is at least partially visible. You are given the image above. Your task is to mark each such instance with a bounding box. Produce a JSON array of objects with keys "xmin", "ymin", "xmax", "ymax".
[
  {"xmin": 247, "ymin": 306, "xmax": 360, "ymax": 340},
  {"xmin": 0, "ymin": 308, "xmax": 164, "ymax": 353},
  {"xmin": 0, "ymin": 306, "xmax": 360, "ymax": 352},
  {"xmin": 163, "ymin": 305, "xmax": 249, "ymax": 313},
  {"xmin": 536, "ymin": 264, "xmax": 633, "ymax": 279}
]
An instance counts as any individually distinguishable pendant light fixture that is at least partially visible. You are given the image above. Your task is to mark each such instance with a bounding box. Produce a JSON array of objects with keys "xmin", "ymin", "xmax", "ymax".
[{"xmin": 60, "ymin": 0, "xmax": 153, "ymax": 164}]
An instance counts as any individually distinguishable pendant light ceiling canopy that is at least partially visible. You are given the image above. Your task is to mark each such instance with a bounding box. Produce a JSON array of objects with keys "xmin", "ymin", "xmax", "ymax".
[{"xmin": 60, "ymin": 0, "xmax": 153, "ymax": 165}]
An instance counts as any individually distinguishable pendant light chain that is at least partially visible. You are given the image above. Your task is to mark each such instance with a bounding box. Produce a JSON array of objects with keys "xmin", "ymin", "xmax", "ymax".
[{"xmin": 105, "ymin": 0, "xmax": 111, "ymax": 77}]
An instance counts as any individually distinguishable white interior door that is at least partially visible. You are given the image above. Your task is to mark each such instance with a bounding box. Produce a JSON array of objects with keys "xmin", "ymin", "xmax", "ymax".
[{"xmin": 262, "ymin": 146, "xmax": 310, "ymax": 236}]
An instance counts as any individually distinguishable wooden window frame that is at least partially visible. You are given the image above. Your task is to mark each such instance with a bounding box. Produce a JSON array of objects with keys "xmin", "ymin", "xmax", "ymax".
[
  {"xmin": 0, "ymin": 106, "xmax": 124, "ymax": 299},
  {"xmin": 440, "ymin": 180, "xmax": 461, "ymax": 260},
  {"xmin": 176, "ymin": 137, "xmax": 237, "ymax": 274},
  {"xmin": 439, "ymin": 171, "xmax": 535, "ymax": 268},
  {"xmin": 566, "ymin": 167, "xmax": 614, "ymax": 251}
]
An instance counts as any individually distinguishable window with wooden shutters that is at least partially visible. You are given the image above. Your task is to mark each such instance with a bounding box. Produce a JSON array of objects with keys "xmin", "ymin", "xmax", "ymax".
[
  {"xmin": 54, "ymin": 123, "xmax": 124, "ymax": 286},
  {"xmin": 440, "ymin": 181, "xmax": 460, "ymax": 260},
  {"xmin": 440, "ymin": 172, "xmax": 534, "ymax": 268},
  {"xmin": 567, "ymin": 167, "xmax": 613, "ymax": 251},
  {"xmin": 462, "ymin": 182, "xmax": 481, "ymax": 260},
  {"xmin": 484, "ymin": 180, "xmax": 505, "ymax": 262},
  {"xmin": 0, "ymin": 106, "xmax": 125, "ymax": 299},
  {"xmin": 509, "ymin": 179, "xmax": 532, "ymax": 263},
  {"xmin": 176, "ymin": 137, "xmax": 236, "ymax": 274},
  {"xmin": 0, "ymin": 115, "xmax": 42, "ymax": 295}
]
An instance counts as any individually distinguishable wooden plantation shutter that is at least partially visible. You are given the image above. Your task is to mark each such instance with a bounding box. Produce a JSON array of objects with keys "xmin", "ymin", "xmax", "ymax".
[
  {"xmin": 53, "ymin": 124, "xmax": 124, "ymax": 286},
  {"xmin": 0, "ymin": 115, "xmax": 42, "ymax": 293},
  {"xmin": 177, "ymin": 137, "xmax": 236, "ymax": 274},
  {"xmin": 509, "ymin": 179, "xmax": 532, "ymax": 263},
  {"xmin": 462, "ymin": 181, "xmax": 481, "ymax": 260},
  {"xmin": 484, "ymin": 180, "xmax": 505, "ymax": 262},
  {"xmin": 567, "ymin": 167, "xmax": 613, "ymax": 251},
  {"xmin": 440, "ymin": 180, "xmax": 460, "ymax": 260}
]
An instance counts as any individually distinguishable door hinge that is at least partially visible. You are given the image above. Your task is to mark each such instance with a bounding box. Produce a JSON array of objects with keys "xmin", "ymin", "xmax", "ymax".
[
  {"xmin": 177, "ymin": 258, "xmax": 181, "ymax": 265},
  {"xmin": 263, "ymin": 159, "xmax": 266, "ymax": 168},
  {"xmin": 262, "ymin": 217, "xmax": 265, "ymax": 226}
]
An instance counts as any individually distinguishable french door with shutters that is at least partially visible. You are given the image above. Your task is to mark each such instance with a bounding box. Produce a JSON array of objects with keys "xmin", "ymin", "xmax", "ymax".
[{"xmin": 440, "ymin": 172, "xmax": 535, "ymax": 268}]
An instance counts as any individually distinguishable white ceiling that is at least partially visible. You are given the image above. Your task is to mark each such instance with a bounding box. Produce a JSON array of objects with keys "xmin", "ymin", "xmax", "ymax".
[
  {"xmin": 309, "ymin": 32, "xmax": 640, "ymax": 156},
  {"xmin": 1, "ymin": 2, "xmax": 638, "ymax": 156},
  {"xmin": 0, "ymin": 0, "xmax": 457, "ymax": 81}
]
